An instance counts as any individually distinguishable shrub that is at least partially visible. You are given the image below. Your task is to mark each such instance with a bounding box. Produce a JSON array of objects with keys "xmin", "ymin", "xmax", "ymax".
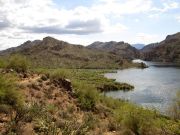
[
  {"xmin": 0, "ymin": 104, "xmax": 12, "ymax": 114},
  {"xmin": 73, "ymin": 81, "xmax": 99, "ymax": 110},
  {"xmin": 46, "ymin": 104, "xmax": 58, "ymax": 114},
  {"xmin": 114, "ymin": 105, "xmax": 156, "ymax": 135},
  {"xmin": 50, "ymin": 69, "xmax": 71, "ymax": 80},
  {"xmin": 6, "ymin": 54, "xmax": 29, "ymax": 72},
  {"xmin": 0, "ymin": 74, "xmax": 23, "ymax": 107},
  {"xmin": 168, "ymin": 91, "xmax": 180, "ymax": 120},
  {"xmin": 0, "ymin": 58, "xmax": 6, "ymax": 68}
]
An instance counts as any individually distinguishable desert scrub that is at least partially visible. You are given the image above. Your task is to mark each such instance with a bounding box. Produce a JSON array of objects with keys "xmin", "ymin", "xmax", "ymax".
[
  {"xmin": 0, "ymin": 58, "xmax": 6, "ymax": 68},
  {"xmin": 73, "ymin": 81, "xmax": 99, "ymax": 110},
  {"xmin": 167, "ymin": 91, "xmax": 180, "ymax": 120},
  {"xmin": 32, "ymin": 68, "xmax": 180, "ymax": 135},
  {"xmin": 33, "ymin": 68, "xmax": 134, "ymax": 92},
  {"xmin": 6, "ymin": 54, "xmax": 30, "ymax": 73},
  {"xmin": 0, "ymin": 73, "xmax": 23, "ymax": 107}
]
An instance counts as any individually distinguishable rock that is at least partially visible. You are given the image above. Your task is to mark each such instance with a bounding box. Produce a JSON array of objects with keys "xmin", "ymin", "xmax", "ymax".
[
  {"xmin": 140, "ymin": 62, "xmax": 148, "ymax": 68},
  {"xmin": 41, "ymin": 75, "xmax": 48, "ymax": 81},
  {"xmin": 17, "ymin": 123, "xmax": 35, "ymax": 135},
  {"xmin": 63, "ymin": 79, "xmax": 72, "ymax": 91},
  {"xmin": 53, "ymin": 78, "xmax": 72, "ymax": 92}
]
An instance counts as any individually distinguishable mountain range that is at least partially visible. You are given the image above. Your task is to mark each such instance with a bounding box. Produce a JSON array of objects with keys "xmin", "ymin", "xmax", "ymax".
[
  {"xmin": 132, "ymin": 44, "xmax": 145, "ymax": 50},
  {"xmin": 0, "ymin": 32, "xmax": 180, "ymax": 68},
  {"xmin": 0, "ymin": 37, "xmax": 139, "ymax": 69},
  {"xmin": 141, "ymin": 32, "xmax": 180, "ymax": 63},
  {"xmin": 87, "ymin": 41, "xmax": 139, "ymax": 59}
]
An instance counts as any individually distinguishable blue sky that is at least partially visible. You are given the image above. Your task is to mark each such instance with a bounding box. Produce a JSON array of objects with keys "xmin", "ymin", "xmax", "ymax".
[
  {"xmin": 0, "ymin": 0, "xmax": 180, "ymax": 50},
  {"xmin": 54, "ymin": 0, "xmax": 93, "ymax": 9}
]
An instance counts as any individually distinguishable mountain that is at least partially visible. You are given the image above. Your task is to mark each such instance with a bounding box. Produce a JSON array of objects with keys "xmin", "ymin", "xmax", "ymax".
[
  {"xmin": 87, "ymin": 41, "xmax": 139, "ymax": 59},
  {"xmin": 0, "ymin": 37, "xmax": 137, "ymax": 69},
  {"xmin": 132, "ymin": 44, "xmax": 145, "ymax": 50},
  {"xmin": 140, "ymin": 43, "xmax": 158, "ymax": 52},
  {"xmin": 141, "ymin": 32, "xmax": 180, "ymax": 63}
]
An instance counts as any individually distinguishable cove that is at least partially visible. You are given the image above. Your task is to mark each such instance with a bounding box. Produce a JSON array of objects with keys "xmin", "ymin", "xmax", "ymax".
[{"xmin": 105, "ymin": 60, "xmax": 180, "ymax": 113}]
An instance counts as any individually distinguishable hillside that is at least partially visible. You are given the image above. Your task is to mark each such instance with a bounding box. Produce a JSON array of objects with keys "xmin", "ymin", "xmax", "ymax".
[
  {"xmin": 0, "ymin": 37, "xmax": 139, "ymax": 69},
  {"xmin": 141, "ymin": 32, "xmax": 180, "ymax": 63},
  {"xmin": 87, "ymin": 41, "xmax": 139, "ymax": 59},
  {"xmin": 140, "ymin": 43, "xmax": 158, "ymax": 52},
  {"xmin": 0, "ymin": 68, "xmax": 179, "ymax": 135}
]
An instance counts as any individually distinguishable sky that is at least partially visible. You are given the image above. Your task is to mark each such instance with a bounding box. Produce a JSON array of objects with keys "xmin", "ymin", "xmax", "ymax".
[{"xmin": 0, "ymin": 0, "xmax": 180, "ymax": 50}]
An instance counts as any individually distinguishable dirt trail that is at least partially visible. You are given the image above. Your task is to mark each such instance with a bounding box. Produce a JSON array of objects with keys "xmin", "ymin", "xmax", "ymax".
[{"xmin": 19, "ymin": 74, "xmax": 41, "ymax": 85}]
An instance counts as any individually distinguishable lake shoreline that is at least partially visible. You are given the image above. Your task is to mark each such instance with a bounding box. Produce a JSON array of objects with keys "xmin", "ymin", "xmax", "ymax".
[{"xmin": 104, "ymin": 60, "xmax": 180, "ymax": 113}]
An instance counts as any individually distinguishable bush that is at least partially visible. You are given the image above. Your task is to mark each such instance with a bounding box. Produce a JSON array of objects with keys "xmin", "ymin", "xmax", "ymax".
[
  {"xmin": 0, "ymin": 58, "xmax": 6, "ymax": 68},
  {"xmin": 168, "ymin": 91, "xmax": 180, "ymax": 120},
  {"xmin": 0, "ymin": 104, "xmax": 12, "ymax": 114},
  {"xmin": 0, "ymin": 74, "xmax": 23, "ymax": 107},
  {"xmin": 6, "ymin": 54, "xmax": 29, "ymax": 72},
  {"xmin": 73, "ymin": 81, "xmax": 99, "ymax": 110},
  {"xmin": 114, "ymin": 105, "xmax": 157, "ymax": 135},
  {"xmin": 50, "ymin": 69, "xmax": 72, "ymax": 80}
]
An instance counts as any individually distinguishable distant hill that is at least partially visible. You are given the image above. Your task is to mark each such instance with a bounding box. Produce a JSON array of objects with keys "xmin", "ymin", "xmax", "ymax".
[
  {"xmin": 132, "ymin": 44, "xmax": 145, "ymax": 50},
  {"xmin": 0, "ymin": 37, "xmax": 138, "ymax": 69},
  {"xmin": 87, "ymin": 41, "xmax": 139, "ymax": 59},
  {"xmin": 140, "ymin": 43, "xmax": 158, "ymax": 52},
  {"xmin": 141, "ymin": 32, "xmax": 180, "ymax": 63}
]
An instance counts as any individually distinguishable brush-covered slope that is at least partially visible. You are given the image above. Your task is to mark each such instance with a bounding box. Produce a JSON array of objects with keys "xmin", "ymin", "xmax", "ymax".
[
  {"xmin": 87, "ymin": 41, "xmax": 139, "ymax": 59},
  {"xmin": 0, "ymin": 37, "xmax": 134, "ymax": 69},
  {"xmin": 141, "ymin": 32, "xmax": 180, "ymax": 63}
]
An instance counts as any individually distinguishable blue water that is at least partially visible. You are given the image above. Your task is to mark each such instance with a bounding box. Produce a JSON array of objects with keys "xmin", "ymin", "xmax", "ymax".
[{"xmin": 105, "ymin": 60, "xmax": 180, "ymax": 112}]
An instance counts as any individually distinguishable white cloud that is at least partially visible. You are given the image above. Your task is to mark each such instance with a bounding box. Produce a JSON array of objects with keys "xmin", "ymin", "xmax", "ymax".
[
  {"xmin": 135, "ymin": 33, "xmax": 163, "ymax": 44},
  {"xmin": 176, "ymin": 15, "xmax": 180, "ymax": 23},
  {"xmin": 148, "ymin": 1, "xmax": 179, "ymax": 18},
  {"xmin": 0, "ymin": 0, "xmax": 179, "ymax": 50},
  {"xmin": 93, "ymin": 0, "xmax": 153, "ymax": 15},
  {"xmin": 151, "ymin": 1, "xmax": 179, "ymax": 12}
]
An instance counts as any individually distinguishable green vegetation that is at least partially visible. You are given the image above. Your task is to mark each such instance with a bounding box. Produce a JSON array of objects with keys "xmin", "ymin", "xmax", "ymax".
[
  {"xmin": 36, "ymin": 69, "xmax": 129, "ymax": 110},
  {"xmin": 37, "ymin": 68, "xmax": 134, "ymax": 92},
  {"xmin": 0, "ymin": 58, "xmax": 6, "ymax": 68},
  {"xmin": 0, "ymin": 73, "xmax": 23, "ymax": 107},
  {"xmin": 33, "ymin": 68, "xmax": 180, "ymax": 134},
  {"xmin": 0, "ymin": 61, "xmax": 179, "ymax": 134},
  {"xmin": 6, "ymin": 54, "xmax": 30, "ymax": 72}
]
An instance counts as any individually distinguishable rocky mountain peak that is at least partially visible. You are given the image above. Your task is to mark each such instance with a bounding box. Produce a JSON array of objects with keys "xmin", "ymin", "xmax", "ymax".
[{"xmin": 41, "ymin": 36, "xmax": 69, "ymax": 48}]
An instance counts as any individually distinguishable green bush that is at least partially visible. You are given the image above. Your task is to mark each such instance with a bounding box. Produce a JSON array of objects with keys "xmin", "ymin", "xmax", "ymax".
[
  {"xmin": 114, "ymin": 104, "xmax": 157, "ymax": 135},
  {"xmin": 73, "ymin": 81, "xmax": 99, "ymax": 110},
  {"xmin": 0, "ymin": 58, "xmax": 6, "ymax": 68},
  {"xmin": 0, "ymin": 74, "xmax": 23, "ymax": 107},
  {"xmin": 6, "ymin": 54, "xmax": 29, "ymax": 72},
  {"xmin": 50, "ymin": 69, "xmax": 72, "ymax": 80}
]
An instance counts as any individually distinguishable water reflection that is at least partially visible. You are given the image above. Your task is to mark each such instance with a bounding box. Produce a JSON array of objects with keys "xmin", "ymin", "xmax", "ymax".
[{"xmin": 105, "ymin": 60, "xmax": 180, "ymax": 112}]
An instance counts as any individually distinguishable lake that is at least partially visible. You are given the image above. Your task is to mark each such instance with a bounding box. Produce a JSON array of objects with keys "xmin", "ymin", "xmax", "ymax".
[{"xmin": 104, "ymin": 60, "xmax": 180, "ymax": 113}]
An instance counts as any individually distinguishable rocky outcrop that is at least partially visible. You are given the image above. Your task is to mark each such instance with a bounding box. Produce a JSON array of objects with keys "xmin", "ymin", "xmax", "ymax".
[
  {"xmin": 141, "ymin": 32, "xmax": 180, "ymax": 64},
  {"xmin": 52, "ymin": 78, "xmax": 72, "ymax": 92},
  {"xmin": 87, "ymin": 41, "xmax": 140, "ymax": 59}
]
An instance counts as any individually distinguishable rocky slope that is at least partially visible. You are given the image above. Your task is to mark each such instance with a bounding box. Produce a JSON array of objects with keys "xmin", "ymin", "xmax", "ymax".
[
  {"xmin": 0, "ymin": 37, "xmax": 137, "ymax": 69},
  {"xmin": 87, "ymin": 41, "xmax": 139, "ymax": 59},
  {"xmin": 141, "ymin": 32, "xmax": 180, "ymax": 63},
  {"xmin": 0, "ymin": 71, "xmax": 117, "ymax": 135}
]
